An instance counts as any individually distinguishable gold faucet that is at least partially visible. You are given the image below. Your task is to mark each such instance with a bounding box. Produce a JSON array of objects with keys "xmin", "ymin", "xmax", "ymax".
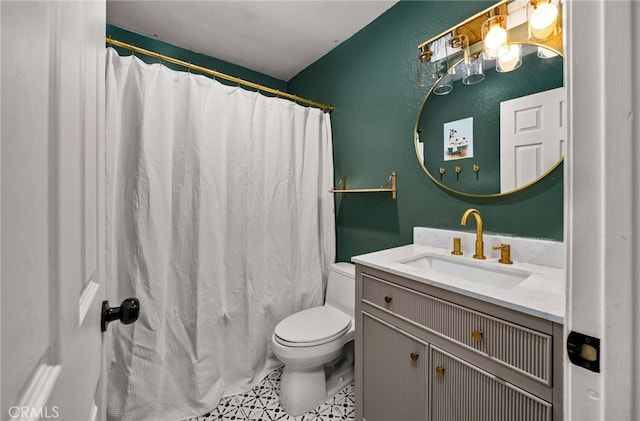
[
  {"xmin": 460, "ymin": 208, "xmax": 485, "ymax": 260},
  {"xmin": 493, "ymin": 244, "xmax": 513, "ymax": 264}
]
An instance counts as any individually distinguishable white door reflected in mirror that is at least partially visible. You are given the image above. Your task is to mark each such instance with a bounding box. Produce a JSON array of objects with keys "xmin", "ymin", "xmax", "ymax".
[{"xmin": 500, "ymin": 87, "xmax": 566, "ymax": 192}]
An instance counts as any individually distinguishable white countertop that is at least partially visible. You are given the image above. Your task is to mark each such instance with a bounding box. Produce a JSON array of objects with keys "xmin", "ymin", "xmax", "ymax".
[{"xmin": 352, "ymin": 244, "xmax": 566, "ymax": 324}]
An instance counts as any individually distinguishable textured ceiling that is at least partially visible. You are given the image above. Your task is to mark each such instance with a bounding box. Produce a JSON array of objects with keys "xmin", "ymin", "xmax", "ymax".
[{"xmin": 106, "ymin": 1, "xmax": 398, "ymax": 81}]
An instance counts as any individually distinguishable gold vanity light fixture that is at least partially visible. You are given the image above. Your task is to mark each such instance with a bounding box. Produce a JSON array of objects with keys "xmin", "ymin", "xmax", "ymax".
[
  {"xmin": 417, "ymin": 44, "xmax": 434, "ymax": 89},
  {"xmin": 418, "ymin": 44, "xmax": 433, "ymax": 62},
  {"xmin": 482, "ymin": 12, "xmax": 523, "ymax": 72},
  {"xmin": 417, "ymin": 36, "xmax": 454, "ymax": 94},
  {"xmin": 447, "ymin": 33, "xmax": 485, "ymax": 85},
  {"xmin": 481, "ymin": 14, "xmax": 508, "ymax": 60},
  {"xmin": 528, "ymin": 0, "xmax": 559, "ymax": 42},
  {"xmin": 416, "ymin": 0, "xmax": 564, "ymax": 79},
  {"xmin": 446, "ymin": 34, "xmax": 469, "ymax": 72},
  {"xmin": 432, "ymin": 36, "xmax": 456, "ymax": 95}
]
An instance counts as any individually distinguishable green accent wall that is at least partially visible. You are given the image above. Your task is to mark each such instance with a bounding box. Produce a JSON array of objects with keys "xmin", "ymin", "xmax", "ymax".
[
  {"xmin": 288, "ymin": 1, "xmax": 563, "ymax": 262},
  {"xmin": 106, "ymin": 24, "xmax": 287, "ymax": 91}
]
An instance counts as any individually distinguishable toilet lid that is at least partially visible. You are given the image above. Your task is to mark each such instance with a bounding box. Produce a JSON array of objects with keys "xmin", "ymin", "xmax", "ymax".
[{"xmin": 274, "ymin": 306, "xmax": 352, "ymax": 345}]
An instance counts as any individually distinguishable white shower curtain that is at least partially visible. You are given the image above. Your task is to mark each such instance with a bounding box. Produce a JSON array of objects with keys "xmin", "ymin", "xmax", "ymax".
[{"xmin": 104, "ymin": 48, "xmax": 335, "ymax": 421}]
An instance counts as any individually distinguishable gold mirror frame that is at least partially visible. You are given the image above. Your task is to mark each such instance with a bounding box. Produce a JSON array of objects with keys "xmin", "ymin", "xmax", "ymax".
[{"xmin": 414, "ymin": 0, "xmax": 563, "ymax": 198}]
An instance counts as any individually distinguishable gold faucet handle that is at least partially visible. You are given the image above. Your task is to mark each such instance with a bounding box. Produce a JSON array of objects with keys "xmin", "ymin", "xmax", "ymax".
[
  {"xmin": 451, "ymin": 237, "xmax": 463, "ymax": 255},
  {"xmin": 493, "ymin": 244, "xmax": 513, "ymax": 264}
]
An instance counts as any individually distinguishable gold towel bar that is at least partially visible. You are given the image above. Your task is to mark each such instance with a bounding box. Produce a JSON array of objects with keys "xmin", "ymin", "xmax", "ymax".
[{"xmin": 329, "ymin": 171, "xmax": 397, "ymax": 200}]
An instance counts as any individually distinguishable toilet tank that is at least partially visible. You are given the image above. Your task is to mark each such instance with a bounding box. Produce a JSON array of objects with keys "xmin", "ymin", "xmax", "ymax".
[{"xmin": 325, "ymin": 262, "xmax": 355, "ymax": 318}]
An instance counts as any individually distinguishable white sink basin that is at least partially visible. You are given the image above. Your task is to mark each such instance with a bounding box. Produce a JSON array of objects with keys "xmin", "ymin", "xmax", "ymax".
[{"xmin": 399, "ymin": 254, "xmax": 531, "ymax": 289}]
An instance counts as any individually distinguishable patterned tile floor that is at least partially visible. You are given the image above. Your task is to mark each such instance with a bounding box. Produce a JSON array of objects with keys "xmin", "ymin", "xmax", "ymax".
[{"xmin": 186, "ymin": 367, "xmax": 355, "ymax": 421}]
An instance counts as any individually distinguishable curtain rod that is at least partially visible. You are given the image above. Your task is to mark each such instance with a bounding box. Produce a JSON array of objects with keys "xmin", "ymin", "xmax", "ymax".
[{"xmin": 106, "ymin": 38, "xmax": 334, "ymax": 113}]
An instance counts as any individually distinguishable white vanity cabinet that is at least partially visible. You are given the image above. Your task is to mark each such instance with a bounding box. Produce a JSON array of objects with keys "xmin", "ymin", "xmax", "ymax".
[{"xmin": 355, "ymin": 264, "xmax": 563, "ymax": 421}]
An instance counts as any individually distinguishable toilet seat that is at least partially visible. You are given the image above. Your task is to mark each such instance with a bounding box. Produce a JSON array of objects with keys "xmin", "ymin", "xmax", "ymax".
[{"xmin": 274, "ymin": 306, "xmax": 352, "ymax": 347}]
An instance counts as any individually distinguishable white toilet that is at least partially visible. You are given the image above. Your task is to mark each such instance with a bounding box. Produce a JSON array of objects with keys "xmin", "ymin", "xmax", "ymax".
[{"xmin": 271, "ymin": 262, "xmax": 355, "ymax": 416}]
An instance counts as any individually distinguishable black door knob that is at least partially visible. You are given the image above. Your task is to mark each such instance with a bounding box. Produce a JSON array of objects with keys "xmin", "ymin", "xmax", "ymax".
[{"xmin": 101, "ymin": 297, "xmax": 140, "ymax": 332}]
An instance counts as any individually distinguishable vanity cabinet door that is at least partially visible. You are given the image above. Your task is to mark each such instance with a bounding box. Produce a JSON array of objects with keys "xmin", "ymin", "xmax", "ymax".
[
  {"xmin": 430, "ymin": 346, "xmax": 552, "ymax": 421},
  {"xmin": 362, "ymin": 313, "xmax": 428, "ymax": 421}
]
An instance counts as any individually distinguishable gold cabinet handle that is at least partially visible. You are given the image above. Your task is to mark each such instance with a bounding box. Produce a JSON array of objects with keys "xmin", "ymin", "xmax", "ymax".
[
  {"xmin": 384, "ymin": 295, "xmax": 392, "ymax": 304},
  {"xmin": 472, "ymin": 330, "xmax": 483, "ymax": 342},
  {"xmin": 410, "ymin": 352, "xmax": 419, "ymax": 362},
  {"xmin": 435, "ymin": 366, "xmax": 445, "ymax": 377}
]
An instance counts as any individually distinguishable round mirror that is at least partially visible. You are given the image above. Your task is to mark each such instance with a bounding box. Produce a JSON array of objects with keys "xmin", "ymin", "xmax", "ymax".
[{"xmin": 415, "ymin": 44, "xmax": 564, "ymax": 197}]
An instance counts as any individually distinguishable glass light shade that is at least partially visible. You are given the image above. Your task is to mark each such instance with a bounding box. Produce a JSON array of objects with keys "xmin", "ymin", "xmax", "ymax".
[
  {"xmin": 528, "ymin": 1, "xmax": 558, "ymax": 41},
  {"xmin": 417, "ymin": 58, "xmax": 431, "ymax": 88},
  {"xmin": 496, "ymin": 44, "xmax": 522, "ymax": 72},
  {"xmin": 445, "ymin": 34, "xmax": 469, "ymax": 75},
  {"xmin": 426, "ymin": 37, "xmax": 453, "ymax": 95},
  {"xmin": 433, "ymin": 72, "xmax": 453, "ymax": 95},
  {"xmin": 485, "ymin": 26, "xmax": 507, "ymax": 50},
  {"xmin": 462, "ymin": 54, "xmax": 484, "ymax": 85},
  {"xmin": 482, "ymin": 15, "xmax": 508, "ymax": 60},
  {"xmin": 537, "ymin": 46, "xmax": 558, "ymax": 59}
]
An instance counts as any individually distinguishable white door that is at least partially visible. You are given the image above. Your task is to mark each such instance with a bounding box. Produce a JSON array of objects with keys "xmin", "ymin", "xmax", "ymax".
[
  {"xmin": 500, "ymin": 87, "xmax": 566, "ymax": 192},
  {"xmin": 1, "ymin": 2, "xmax": 108, "ymax": 421}
]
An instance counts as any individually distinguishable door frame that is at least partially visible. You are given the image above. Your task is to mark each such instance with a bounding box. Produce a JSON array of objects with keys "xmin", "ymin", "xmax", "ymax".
[{"xmin": 565, "ymin": 0, "xmax": 639, "ymax": 419}]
